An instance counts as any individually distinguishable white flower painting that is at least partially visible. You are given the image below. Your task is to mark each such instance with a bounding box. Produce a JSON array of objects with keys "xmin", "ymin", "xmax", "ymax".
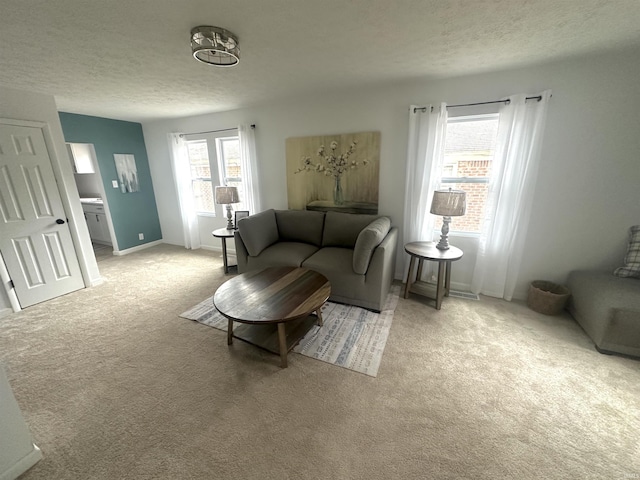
[
  {"xmin": 286, "ymin": 131, "xmax": 380, "ymax": 214},
  {"xmin": 113, "ymin": 154, "xmax": 139, "ymax": 193}
]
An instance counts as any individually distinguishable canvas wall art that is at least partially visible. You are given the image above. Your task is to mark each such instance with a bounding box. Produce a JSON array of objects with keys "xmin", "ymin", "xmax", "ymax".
[
  {"xmin": 286, "ymin": 131, "xmax": 380, "ymax": 214},
  {"xmin": 113, "ymin": 154, "xmax": 139, "ymax": 193}
]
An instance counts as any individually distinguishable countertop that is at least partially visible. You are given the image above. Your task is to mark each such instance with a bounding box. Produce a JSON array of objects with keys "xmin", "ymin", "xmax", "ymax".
[{"xmin": 80, "ymin": 197, "xmax": 103, "ymax": 205}]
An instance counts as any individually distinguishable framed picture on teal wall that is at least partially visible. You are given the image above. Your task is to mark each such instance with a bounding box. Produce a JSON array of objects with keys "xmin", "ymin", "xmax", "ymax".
[{"xmin": 114, "ymin": 154, "xmax": 139, "ymax": 193}]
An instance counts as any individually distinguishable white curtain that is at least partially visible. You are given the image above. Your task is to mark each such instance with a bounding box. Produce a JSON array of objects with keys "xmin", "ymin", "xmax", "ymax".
[
  {"xmin": 471, "ymin": 90, "xmax": 552, "ymax": 300},
  {"xmin": 167, "ymin": 133, "xmax": 200, "ymax": 249},
  {"xmin": 238, "ymin": 124, "xmax": 262, "ymax": 214},
  {"xmin": 402, "ymin": 103, "xmax": 448, "ymax": 278}
]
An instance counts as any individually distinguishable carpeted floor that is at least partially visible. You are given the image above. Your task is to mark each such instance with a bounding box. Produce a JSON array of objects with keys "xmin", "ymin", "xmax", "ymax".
[{"xmin": 1, "ymin": 244, "xmax": 639, "ymax": 479}]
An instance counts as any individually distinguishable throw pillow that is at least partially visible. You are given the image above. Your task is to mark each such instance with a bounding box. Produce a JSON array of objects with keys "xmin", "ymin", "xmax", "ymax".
[
  {"xmin": 614, "ymin": 225, "xmax": 640, "ymax": 278},
  {"xmin": 322, "ymin": 211, "xmax": 381, "ymax": 248},
  {"xmin": 352, "ymin": 217, "xmax": 391, "ymax": 274}
]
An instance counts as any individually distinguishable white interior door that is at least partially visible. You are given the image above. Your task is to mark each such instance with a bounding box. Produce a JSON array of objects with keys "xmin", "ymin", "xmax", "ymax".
[{"xmin": 0, "ymin": 123, "xmax": 84, "ymax": 308}]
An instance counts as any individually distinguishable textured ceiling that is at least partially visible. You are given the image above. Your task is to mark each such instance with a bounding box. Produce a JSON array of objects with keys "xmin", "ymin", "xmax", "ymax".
[{"xmin": 1, "ymin": 0, "xmax": 639, "ymax": 122}]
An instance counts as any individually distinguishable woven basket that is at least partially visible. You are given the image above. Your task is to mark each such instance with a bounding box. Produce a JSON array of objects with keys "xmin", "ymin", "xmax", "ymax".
[{"xmin": 526, "ymin": 280, "xmax": 571, "ymax": 315}]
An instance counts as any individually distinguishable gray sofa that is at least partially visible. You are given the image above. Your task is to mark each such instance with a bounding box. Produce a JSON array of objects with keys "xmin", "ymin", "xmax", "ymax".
[
  {"xmin": 234, "ymin": 209, "xmax": 398, "ymax": 312},
  {"xmin": 567, "ymin": 270, "xmax": 640, "ymax": 357}
]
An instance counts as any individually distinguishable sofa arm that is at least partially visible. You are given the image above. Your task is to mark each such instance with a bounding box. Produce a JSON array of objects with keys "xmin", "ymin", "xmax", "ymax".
[
  {"xmin": 353, "ymin": 217, "xmax": 392, "ymax": 274},
  {"xmin": 365, "ymin": 227, "xmax": 398, "ymax": 297},
  {"xmin": 234, "ymin": 231, "xmax": 249, "ymax": 273}
]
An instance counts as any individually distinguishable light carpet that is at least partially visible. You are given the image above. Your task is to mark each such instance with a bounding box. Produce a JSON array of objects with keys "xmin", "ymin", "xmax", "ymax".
[
  {"xmin": 3, "ymin": 245, "xmax": 640, "ymax": 480},
  {"xmin": 180, "ymin": 285, "xmax": 400, "ymax": 376}
]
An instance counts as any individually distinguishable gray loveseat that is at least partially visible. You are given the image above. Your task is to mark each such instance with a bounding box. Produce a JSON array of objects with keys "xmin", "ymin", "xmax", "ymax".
[
  {"xmin": 567, "ymin": 271, "xmax": 640, "ymax": 357},
  {"xmin": 234, "ymin": 209, "xmax": 398, "ymax": 312}
]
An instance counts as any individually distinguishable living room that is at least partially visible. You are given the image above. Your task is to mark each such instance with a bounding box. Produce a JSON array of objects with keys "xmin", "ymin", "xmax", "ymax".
[{"xmin": 1, "ymin": 1, "xmax": 639, "ymax": 479}]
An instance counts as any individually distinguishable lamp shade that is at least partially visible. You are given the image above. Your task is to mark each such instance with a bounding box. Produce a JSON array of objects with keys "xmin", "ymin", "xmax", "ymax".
[
  {"xmin": 215, "ymin": 186, "xmax": 240, "ymax": 205},
  {"xmin": 430, "ymin": 189, "xmax": 466, "ymax": 217}
]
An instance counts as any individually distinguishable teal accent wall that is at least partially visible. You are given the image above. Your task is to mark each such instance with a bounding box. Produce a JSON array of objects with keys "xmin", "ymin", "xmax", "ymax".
[{"xmin": 59, "ymin": 113, "xmax": 162, "ymax": 250}]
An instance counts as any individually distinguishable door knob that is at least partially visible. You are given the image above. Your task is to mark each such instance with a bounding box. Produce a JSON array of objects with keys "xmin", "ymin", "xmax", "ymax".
[{"xmin": 56, "ymin": 219, "xmax": 65, "ymax": 225}]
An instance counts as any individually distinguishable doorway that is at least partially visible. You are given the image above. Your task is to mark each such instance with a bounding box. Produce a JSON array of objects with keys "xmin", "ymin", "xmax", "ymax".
[{"xmin": 66, "ymin": 142, "xmax": 117, "ymax": 255}]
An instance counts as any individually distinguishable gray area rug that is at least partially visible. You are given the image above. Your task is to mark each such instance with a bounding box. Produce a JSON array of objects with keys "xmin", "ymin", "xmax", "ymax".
[{"xmin": 180, "ymin": 285, "xmax": 400, "ymax": 376}]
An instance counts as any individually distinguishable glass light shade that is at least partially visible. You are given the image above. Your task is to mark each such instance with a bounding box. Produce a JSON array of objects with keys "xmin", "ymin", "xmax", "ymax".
[
  {"xmin": 430, "ymin": 190, "xmax": 466, "ymax": 217},
  {"xmin": 215, "ymin": 186, "xmax": 240, "ymax": 205},
  {"xmin": 191, "ymin": 26, "xmax": 240, "ymax": 67}
]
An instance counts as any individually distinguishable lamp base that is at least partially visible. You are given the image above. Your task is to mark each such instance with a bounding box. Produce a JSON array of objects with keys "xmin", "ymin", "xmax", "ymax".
[
  {"xmin": 226, "ymin": 204, "xmax": 234, "ymax": 230},
  {"xmin": 435, "ymin": 216, "xmax": 451, "ymax": 250}
]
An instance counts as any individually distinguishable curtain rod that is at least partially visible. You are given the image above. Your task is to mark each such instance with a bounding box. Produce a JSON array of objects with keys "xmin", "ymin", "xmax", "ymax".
[
  {"xmin": 413, "ymin": 96, "xmax": 544, "ymax": 114},
  {"xmin": 180, "ymin": 124, "xmax": 256, "ymax": 137}
]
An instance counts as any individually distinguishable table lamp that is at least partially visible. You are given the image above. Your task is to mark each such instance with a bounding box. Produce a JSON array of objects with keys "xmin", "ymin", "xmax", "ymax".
[
  {"xmin": 215, "ymin": 186, "xmax": 240, "ymax": 230},
  {"xmin": 430, "ymin": 188, "xmax": 466, "ymax": 250}
]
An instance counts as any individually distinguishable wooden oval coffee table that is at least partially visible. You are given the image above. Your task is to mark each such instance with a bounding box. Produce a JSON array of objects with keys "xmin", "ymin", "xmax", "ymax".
[{"xmin": 213, "ymin": 266, "xmax": 331, "ymax": 368}]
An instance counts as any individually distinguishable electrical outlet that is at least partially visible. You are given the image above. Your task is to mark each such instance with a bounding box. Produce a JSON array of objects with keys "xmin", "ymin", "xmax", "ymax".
[
  {"xmin": 138, "ymin": 233, "xmax": 144, "ymax": 240},
  {"xmin": 112, "ymin": 180, "xmax": 119, "ymax": 188}
]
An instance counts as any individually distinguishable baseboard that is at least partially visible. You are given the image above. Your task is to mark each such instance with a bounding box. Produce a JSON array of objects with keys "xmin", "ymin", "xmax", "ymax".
[
  {"xmin": 449, "ymin": 281, "xmax": 471, "ymax": 293},
  {"xmin": 0, "ymin": 307, "xmax": 13, "ymax": 319},
  {"xmin": 200, "ymin": 245, "xmax": 236, "ymax": 255},
  {"xmin": 113, "ymin": 240, "xmax": 163, "ymax": 256},
  {"xmin": 0, "ymin": 444, "xmax": 42, "ymax": 480},
  {"xmin": 89, "ymin": 277, "xmax": 105, "ymax": 287}
]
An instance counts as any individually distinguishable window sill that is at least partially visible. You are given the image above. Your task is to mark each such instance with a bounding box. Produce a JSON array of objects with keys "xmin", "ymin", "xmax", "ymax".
[{"xmin": 433, "ymin": 230, "xmax": 480, "ymax": 238}]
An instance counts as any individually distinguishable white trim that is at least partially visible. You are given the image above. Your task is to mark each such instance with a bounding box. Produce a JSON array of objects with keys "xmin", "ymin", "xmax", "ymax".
[
  {"xmin": 200, "ymin": 245, "xmax": 236, "ymax": 254},
  {"xmin": 0, "ymin": 253, "xmax": 21, "ymax": 313},
  {"xmin": 0, "ymin": 308, "xmax": 13, "ymax": 318},
  {"xmin": 113, "ymin": 240, "xmax": 163, "ymax": 256},
  {"xmin": 450, "ymin": 280, "xmax": 471, "ymax": 292},
  {"xmin": 0, "ymin": 444, "xmax": 42, "ymax": 480},
  {"xmin": 89, "ymin": 277, "xmax": 105, "ymax": 287}
]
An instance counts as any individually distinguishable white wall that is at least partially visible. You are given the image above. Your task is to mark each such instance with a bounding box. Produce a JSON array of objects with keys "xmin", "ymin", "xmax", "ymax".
[
  {"xmin": 143, "ymin": 46, "xmax": 640, "ymax": 299},
  {"xmin": 0, "ymin": 86, "xmax": 101, "ymax": 314}
]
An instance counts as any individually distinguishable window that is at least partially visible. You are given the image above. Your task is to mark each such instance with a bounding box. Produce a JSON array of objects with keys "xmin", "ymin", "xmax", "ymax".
[
  {"xmin": 66, "ymin": 143, "xmax": 96, "ymax": 174},
  {"xmin": 437, "ymin": 114, "xmax": 499, "ymax": 233},
  {"xmin": 185, "ymin": 131, "xmax": 248, "ymax": 215},
  {"xmin": 186, "ymin": 140, "xmax": 215, "ymax": 213},
  {"xmin": 216, "ymin": 137, "xmax": 248, "ymax": 212}
]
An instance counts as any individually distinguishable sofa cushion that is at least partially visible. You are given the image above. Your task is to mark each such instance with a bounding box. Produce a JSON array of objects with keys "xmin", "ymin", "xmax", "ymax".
[
  {"xmin": 275, "ymin": 210, "xmax": 325, "ymax": 246},
  {"xmin": 322, "ymin": 211, "xmax": 381, "ymax": 248},
  {"xmin": 352, "ymin": 217, "xmax": 391, "ymax": 274},
  {"xmin": 238, "ymin": 209, "xmax": 279, "ymax": 256},
  {"xmin": 247, "ymin": 242, "xmax": 319, "ymax": 269},
  {"xmin": 614, "ymin": 225, "xmax": 640, "ymax": 278},
  {"xmin": 303, "ymin": 247, "xmax": 365, "ymax": 286}
]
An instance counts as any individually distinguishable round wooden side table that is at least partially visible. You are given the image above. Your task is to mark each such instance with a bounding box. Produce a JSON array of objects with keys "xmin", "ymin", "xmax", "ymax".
[
  {"xmin": 212, "ymin": 227, "xmax": 237, "ymax": 274},
  {"xmin": 404, "ymin": 241, "xmax": 463, "ymax": 310}
]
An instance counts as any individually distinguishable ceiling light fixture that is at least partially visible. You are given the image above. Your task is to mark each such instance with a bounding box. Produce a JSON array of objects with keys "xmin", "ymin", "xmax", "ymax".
[{"xmin": 190, "ymin": 26, "xmax": 240, "ymax": 67}]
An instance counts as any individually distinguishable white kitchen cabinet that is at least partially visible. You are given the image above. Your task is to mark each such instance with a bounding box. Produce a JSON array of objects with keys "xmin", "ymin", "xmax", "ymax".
[{"xmin": 82, "ymin": 203, "xmax": 111, "ymax": 245}]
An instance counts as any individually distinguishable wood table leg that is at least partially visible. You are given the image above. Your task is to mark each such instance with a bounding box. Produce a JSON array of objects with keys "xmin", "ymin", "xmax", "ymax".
[
  {"xmin": 435, "ymin": 260, "xmax": 445, "ymax": 310},
  {"xmin": 227, "ymin": 318, "xmax": 234, "ymax": 345},
  {"xmin": 444, "ymin": 260, "xmax": 452, "ymax": 297},
  {"xmin": 221, "ymin": 237, "xmax": 229, "ymax": 274},
  {"xmin": 316, "ymin": 307, "xmax": 323, "ymax": 326},
  {"xmin": 404, "ymin": 255, "xmax": 417, "ymax": 299},
  {"xmin": 416, "ymin": 258, "xmax": 424, "ymax": 283},
  {"xmin": 277, "ymin": 322, "xmax": 288, "ymax": 368}
]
